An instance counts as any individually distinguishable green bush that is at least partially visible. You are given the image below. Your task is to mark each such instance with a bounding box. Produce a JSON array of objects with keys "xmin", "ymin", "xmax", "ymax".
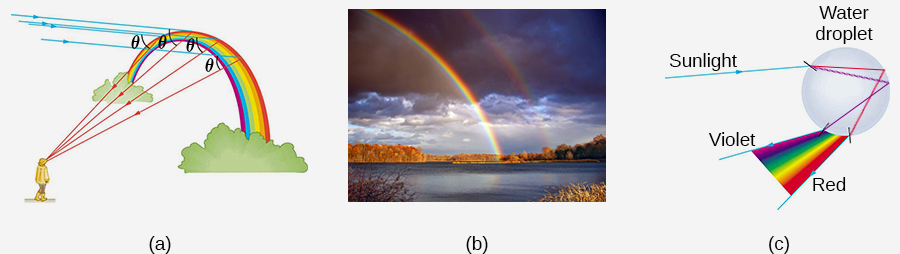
[{"xmin": 179, "ymin": 123, "xmax": 308, "ymax": 173}]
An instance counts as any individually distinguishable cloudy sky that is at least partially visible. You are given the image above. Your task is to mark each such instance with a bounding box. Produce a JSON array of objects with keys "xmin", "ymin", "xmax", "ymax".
[{"xmin": 349, "ymin": 9, "xmax": 606, "ymax": 155}]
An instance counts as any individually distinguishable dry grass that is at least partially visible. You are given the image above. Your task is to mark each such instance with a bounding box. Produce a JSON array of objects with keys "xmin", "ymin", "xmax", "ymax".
[
  {"xmin": 536, "ymin": 182, "xmax": 606, "ymax": 202},
  {"xmin": 348, "ymin": 167, "xmax": 416, "ymax": 202}
]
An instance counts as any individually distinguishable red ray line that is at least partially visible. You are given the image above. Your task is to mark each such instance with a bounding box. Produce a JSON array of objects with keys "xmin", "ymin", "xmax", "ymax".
[
  {"xmin": 850, "ymin": 69, "xmax": 885, "ymax": 136},
  {"xmin": 144, "ymin": 60, "xmax": 236, "ymax": 112},
  {"xmin": 48, "ymin": 114, "xmax": 138, "ymax": 161},
  {"xmin": 47, "ymin": 73, "xmax": 126, "ymax": 158}
]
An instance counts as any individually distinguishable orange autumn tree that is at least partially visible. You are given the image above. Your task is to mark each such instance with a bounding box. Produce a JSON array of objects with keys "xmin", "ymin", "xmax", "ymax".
[{"xmin": 348, "ymin": 142, "xmax": 426, "ymax": 163}]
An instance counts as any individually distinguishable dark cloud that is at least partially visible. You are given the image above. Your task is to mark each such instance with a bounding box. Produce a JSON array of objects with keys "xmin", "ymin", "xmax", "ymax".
[
  {"xmin": 572, "ymin": 114, "xmax": 607, "ymax": 125},
  {"xmin": 410, "ymin": 94, "xmax": 443, "ymax": 113},
  {"xmin": 349, "ymin": 127, "xmax": 424, "ymax": 146},
  {"xmin": 374, "ymin": 132, "xmax": 394, "ymax": 140},
  {"xmin": 480, "ymin": 94, "xmax": 529, "ymax": 115},
  {"xmin": 348, "ymin": 92, "xmax": 411, "ymax": 118}
]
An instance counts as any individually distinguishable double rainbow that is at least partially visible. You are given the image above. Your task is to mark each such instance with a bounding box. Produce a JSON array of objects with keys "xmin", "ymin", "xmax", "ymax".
[
  {"xmin": 752, "ymin": 132, "xmax": 846, "ymax": 194},
  {"xmin": 460, "ymin": 10, "xmax": 552, "ymax": 147},
  {"xmin": 360, "ymin": 9, "xmax": 503, "ymax": 156},
  {"xmin": 126, "ymin": 31, "xmax": 270, "ymax": 140}
]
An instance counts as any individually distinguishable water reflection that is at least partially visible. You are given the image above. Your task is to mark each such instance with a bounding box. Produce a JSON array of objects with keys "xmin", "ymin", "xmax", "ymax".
[{"xmin": 350, "ymin": 162, "xmax": 606, "ymax": 202}]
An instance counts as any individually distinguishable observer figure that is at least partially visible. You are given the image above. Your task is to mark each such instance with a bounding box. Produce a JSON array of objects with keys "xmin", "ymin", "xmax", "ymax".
[{"xmin": 34, "ymin": 158, "xmax": 49, "ymax": 202}]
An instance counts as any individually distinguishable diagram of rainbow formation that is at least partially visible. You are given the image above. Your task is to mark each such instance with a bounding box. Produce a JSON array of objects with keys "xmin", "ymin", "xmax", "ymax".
[
  {"xmin": 752, "ymin": 132, "xmax": 846, "ymax": 195},
  {"xmin": 753, "ymin": 63, "xmax": 888, "ymax": 196}
]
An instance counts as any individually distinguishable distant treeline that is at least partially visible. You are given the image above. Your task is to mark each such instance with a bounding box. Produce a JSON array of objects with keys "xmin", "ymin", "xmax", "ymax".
[
  {"xmin": 349, "ymin": 134, "xmax": 606, "ymax": 163},
  {"xmin": 425, "ymin": 153, "xmax": 499, "ymax": 162},
  {"xmin": 347, "ymin": 143, "xmax": 426, "ymax": 163}
]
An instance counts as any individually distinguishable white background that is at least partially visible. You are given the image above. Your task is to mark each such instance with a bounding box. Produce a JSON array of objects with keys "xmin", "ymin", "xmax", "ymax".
[{"xmin": 0, "ymin": 0, "xmax": 896, "ymax": 253}]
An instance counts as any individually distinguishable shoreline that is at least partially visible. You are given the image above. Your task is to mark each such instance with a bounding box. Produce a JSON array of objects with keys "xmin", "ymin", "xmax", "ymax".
[
  {"xmin": 452, "ymin": 159, "xmax": 603, "ymax": 164},
  {"xmin": 348, "ymin": 159, "xmax": 605, "ymax": 164}
]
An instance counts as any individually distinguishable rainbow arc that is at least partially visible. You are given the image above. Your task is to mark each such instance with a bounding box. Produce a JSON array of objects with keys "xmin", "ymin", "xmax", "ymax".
[{"xmin": 128, "ymin": 31, "xmax": 269, "ymax": 140}]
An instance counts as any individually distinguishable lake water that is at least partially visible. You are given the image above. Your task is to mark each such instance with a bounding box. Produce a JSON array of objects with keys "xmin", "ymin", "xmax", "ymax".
[{"xmin": 349, "ymin": 162, "xmax": 606, "ymax": 202}]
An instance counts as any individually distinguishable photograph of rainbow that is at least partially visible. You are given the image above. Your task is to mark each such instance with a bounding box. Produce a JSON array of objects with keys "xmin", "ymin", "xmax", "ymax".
[{"xmin": 348, "ymin": 9, "xmax": 606, "ymax": 202}]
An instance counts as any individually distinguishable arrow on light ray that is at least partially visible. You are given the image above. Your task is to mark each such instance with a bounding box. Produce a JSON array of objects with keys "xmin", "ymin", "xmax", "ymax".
[{"xmin": 718, "ymin": 142, "xmax": 775, "ymax": 160}]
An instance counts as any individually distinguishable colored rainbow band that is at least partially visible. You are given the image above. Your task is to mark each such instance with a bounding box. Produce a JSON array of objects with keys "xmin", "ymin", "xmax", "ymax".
[
  {"xmin": 126, "ymin": 31, "xmax": 270, "ymax": 140},
  {"xmin": 361, "ymin": 9, "xmax": 503, "ymax": 157},
  {"xmin": 753, "ymin": 132, "xmax": 846, "ymax": 195}
]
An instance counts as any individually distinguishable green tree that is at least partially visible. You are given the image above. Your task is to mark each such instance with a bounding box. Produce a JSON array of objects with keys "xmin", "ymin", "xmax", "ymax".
[{"xmin": 574, "ymin": 145, "xmax": 587, "ymax": 159}]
